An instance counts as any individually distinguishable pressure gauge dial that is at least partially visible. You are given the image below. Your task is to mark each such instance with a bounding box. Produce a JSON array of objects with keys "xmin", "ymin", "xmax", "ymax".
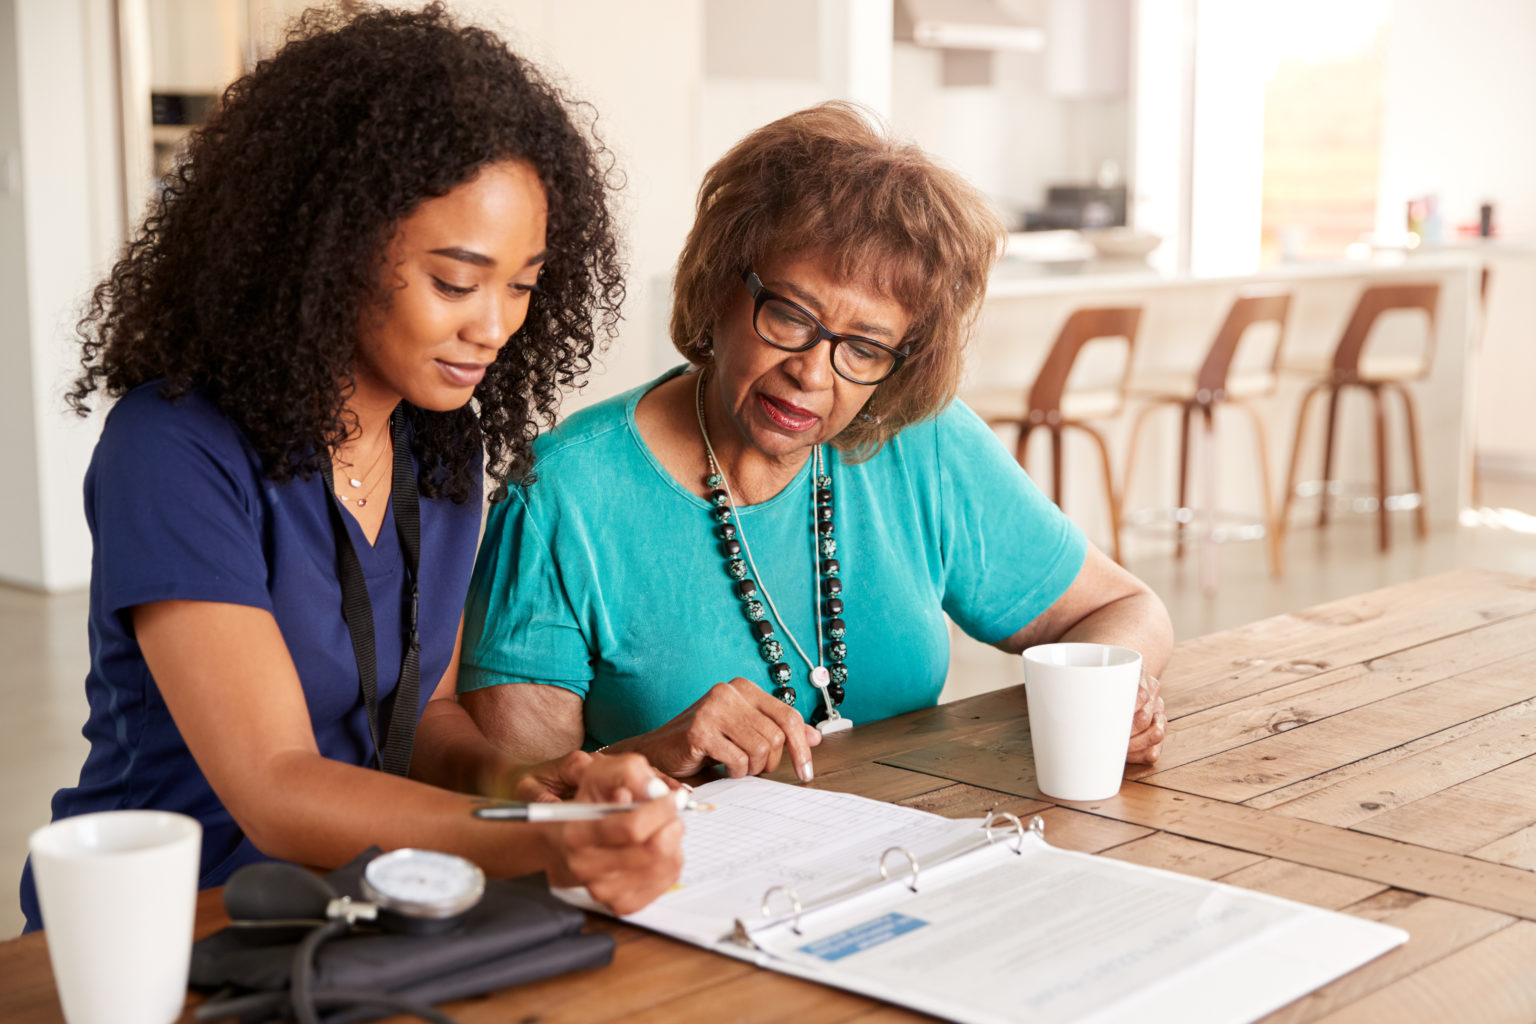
[{"xmin": 361, "ymin": 849, "xmax": 485, "ymax": 931}]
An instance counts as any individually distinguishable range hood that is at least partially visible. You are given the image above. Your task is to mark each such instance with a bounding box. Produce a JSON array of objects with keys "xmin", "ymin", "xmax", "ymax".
[{"xmin": 894, "ymin": 0, "xmax": 1045, "ymax": 53}]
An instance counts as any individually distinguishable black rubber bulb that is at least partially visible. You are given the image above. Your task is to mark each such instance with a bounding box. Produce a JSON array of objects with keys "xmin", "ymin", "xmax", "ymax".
[{"xmin": 223, "ymin": 862, "xmax": 338, "ymax": 945}]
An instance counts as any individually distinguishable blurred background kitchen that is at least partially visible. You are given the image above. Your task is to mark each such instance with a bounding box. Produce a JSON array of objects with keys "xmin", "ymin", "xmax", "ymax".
[{"xmin": 4, "ymin": 0, "xmax": 1535, "ymax": 935}]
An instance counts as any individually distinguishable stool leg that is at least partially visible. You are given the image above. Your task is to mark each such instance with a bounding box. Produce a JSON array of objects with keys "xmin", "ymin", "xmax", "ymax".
[
  {"xmin": 1278, "ymin": 383, "xmax": 1326, "ymax": 567},
  {"xmin": 1234, "ymin": 399, "xmax": 1281, "ymax": 578},
  {"xmin": 1076, "ymin": 423, "xmax": 1124, "ymax": 565},
  {"xmin": 1372, "ymin": 384, "xmax": 1390, "ymax": 552},
  {"xmin": 1396, "ymin": 384, "xmax": 1430, "ymax": 540},
  {"xmin": 1199, "ymin": 404, "xmax": 1218, "ymax": 593},
  {"xmin": 1014, "ymin": 423, "xmax": 1034, "ymax": 472},
  {"xmin": 1176, "ymin": 404, "xmax": 1193, "ymax": 559},
  {"xmin": 1120, "ymin": 401, "xmax": 1161, "ymax": 520},
  {"xmin": 1318, "ymin": 386, "xmax": 1342, "ymax": 527},
  {"xmin": 1051, "ymin": 427, "xmax": 1065, "ymax": 508}
]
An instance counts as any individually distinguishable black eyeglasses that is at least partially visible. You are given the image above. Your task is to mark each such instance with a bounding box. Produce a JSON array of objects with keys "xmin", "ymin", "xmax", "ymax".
[{"xmin": 742, "ymin": 270, "xmax": 908, "ymax": 385}]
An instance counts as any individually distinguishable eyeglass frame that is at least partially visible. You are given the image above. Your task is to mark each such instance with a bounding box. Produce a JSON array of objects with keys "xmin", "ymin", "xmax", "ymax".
[{"xmin": 741, "ymin": 269, "xmax": 910, "ymax": 385}]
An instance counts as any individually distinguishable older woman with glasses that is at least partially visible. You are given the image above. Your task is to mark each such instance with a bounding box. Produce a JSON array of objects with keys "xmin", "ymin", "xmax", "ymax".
[{"xmin": 457, "ymin": 102, "xmax": 1173, "ymax": 782}]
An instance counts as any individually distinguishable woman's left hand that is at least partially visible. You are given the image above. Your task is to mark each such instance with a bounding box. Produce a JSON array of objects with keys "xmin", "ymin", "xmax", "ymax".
[
  {"xmin": 1126, "ymin": 672, "xmax": 1165, "ymax": 764},
  {"xmin": 491, "ymin": 751, "xmax": 599, "ymax": 803}
]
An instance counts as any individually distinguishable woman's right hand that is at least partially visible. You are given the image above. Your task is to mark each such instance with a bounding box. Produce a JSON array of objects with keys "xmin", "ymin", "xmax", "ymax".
[
  {"xmin": 541, "ymin": 753, "xmax": 684, "ymax": 914},
  {"xmin": 624, "ymin": 679, "xmax": 822, "ymax": 782}
]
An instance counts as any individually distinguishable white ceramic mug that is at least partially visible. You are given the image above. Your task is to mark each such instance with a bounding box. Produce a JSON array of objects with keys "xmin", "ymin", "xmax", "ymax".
[
  {"xmin": 1022, "ymin": 643, "xmax": 1142, "ymax": 801},
  {"xmin": 29, "ymin": 810, "xmax": 202, "ymax": 1024}
]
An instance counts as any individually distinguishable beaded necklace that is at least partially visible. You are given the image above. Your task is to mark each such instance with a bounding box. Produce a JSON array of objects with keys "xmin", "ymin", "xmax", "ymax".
[{"xmin": 695, "ymin": 371, "xmax": 849, "ymax": 729}]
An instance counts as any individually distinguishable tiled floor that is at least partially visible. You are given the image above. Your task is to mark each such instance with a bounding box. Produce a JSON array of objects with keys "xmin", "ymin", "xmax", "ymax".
[{"xmin": 5, "ymin": 474, "xmax": 1535, "ymax": 937}]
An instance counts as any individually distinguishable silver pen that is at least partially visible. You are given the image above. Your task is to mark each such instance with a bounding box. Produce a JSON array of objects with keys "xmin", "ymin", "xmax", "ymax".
[
  {"xmin": 473, "ymin": 781, "xmax": 714, "ymax": 822},
  {"xmin": 473, "ymin": 792, "xmax": 712, "ymax": 822}
]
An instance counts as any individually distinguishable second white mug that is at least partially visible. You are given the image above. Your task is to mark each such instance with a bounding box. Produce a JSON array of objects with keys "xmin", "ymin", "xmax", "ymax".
[
  {"xmin": 29, "ymin": 810, "xmax": 202, "ymax": 1024},
  {"xmin": 1022, "ymin": 642, "xmax": 1142, "ymax": 802}
]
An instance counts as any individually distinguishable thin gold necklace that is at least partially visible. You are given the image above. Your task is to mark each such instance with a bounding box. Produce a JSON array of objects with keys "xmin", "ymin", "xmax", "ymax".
[{"xmin": 335, "ymin": 430, "xmax": 391, "ymax": 507}]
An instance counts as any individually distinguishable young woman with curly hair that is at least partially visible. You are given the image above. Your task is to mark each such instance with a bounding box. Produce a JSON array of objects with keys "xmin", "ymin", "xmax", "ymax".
[{"xmin": 18, "ymin": 4, "xmax": 680, "ymax": 932}]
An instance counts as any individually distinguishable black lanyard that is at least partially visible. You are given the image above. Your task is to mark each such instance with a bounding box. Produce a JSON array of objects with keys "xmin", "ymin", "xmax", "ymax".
[{"xmin": 319, "ymin": 407, "xmax": 422, "ymax": 776}]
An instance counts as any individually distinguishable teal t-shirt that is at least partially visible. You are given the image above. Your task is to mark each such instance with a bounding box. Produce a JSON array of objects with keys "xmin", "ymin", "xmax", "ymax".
[{"xmin": 459, "ymin": 367, "xmax": 1086, "ymax": 746}]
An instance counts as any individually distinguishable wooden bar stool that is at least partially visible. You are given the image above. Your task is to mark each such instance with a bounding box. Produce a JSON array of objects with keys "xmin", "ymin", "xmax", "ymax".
[
  {"xmin": 1276, "ymin": 282, "xmax": 1440, "ymax": 557},
  {"xmin": 1121, "ymin": 291, "xmax": 1291, "ymax": 589},
  {"xmin": 967, "ymin": 306, "xmax": 1141, "ymax": 562}
]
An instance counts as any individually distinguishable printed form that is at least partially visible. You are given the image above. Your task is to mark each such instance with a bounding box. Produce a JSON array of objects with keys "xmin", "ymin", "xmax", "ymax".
[{"xmin": 566, "ymin": 776, "xmax": 1406, "ymax": 1024}]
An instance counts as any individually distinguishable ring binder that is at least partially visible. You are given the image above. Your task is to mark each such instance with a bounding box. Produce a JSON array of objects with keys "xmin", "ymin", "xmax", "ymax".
[
  {"xmin": 734, "ymin": 812, "xmax": 1049, "ymax": 950},
  {"xmin": 878, "ymin": 847, "xmax": 920, "ymax": 892},
  {"xmin": 760, "ymin": 886, "xmax": 804, "ymax": 935},
  {"xmin": 608, "ymin": 777, "xmax": 1409, "ymax": 1024},
  {"xmin": 981, "ymin": 811, "xmax": 1036, "ymax": 854}
]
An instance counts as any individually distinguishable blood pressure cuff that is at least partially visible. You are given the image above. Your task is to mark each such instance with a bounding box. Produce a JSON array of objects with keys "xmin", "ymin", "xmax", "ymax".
[{"xmin": 189, "ymin": 849, "xmax": 615, "ymax": 1023}]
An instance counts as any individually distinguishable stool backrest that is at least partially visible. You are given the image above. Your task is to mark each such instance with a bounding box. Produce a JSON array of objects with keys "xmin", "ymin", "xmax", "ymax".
[
  {"xmin": 1332, "ymin": 283, "xmax": 1440, "ymax": 377},
  {"xmin": 1197, "ymin": 291, "xmax": 1291, "ymax": 397},
  {"xmin": 1028, "ymin": 306, "xmax": 1141, "ymax": 416}
]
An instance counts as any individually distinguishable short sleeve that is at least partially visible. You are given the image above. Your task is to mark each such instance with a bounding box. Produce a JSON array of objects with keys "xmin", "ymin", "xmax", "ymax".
[
  {"xmin": 88, "ymin": 391, "xmax": 274, "ymax": 620},
  {"xmin": 458, "ymin": 486, "xmax": 593, "ymax": 697},
  {"xmin": 935, "ymin": 400, "xmax": 1087, "ymax": 643}
]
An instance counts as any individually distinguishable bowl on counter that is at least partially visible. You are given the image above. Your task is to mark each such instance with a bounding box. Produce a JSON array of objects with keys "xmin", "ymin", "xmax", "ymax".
[{"xmin": 1083, "ymin": 228, "xmax": 1163, "ymax": 261}]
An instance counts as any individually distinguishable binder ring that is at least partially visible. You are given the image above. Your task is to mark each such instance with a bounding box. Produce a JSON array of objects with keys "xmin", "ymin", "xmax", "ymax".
[
  {"xmin": 879, "ymin": 846, "xmax": 921, "ymax": 892},
  {"xmin": 982, "ymin": 811, "xmax": 1028, "ymax": 854},
  {"xmin": 761, "ymin": 885, "xmax": 804, "ymax": 935}
]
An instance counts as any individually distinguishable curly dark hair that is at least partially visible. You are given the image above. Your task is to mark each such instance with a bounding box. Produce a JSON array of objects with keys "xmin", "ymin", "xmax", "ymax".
[{"xmin": 67, "ymin": 3, "xmax": 623, "ymax": 502}]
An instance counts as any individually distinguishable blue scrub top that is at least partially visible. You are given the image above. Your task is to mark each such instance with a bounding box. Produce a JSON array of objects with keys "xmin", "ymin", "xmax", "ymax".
[
  {"xmin": 18, "ymin": 384, "xmax": 481, "ymax": 932},
  {"xmin": 459, "ymin": 366, "xmax": 1086, "ymax": 745}
]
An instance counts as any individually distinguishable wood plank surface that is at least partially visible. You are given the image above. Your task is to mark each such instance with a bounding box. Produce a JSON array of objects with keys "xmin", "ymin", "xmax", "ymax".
[
  {"xmin": 1098, "ymin": 831, "xmax": 1267, "ymax": 878},
  {"xmin": 1256, "ymin": 892, "xmax": 1516, "ymax": 1024},
  {"xmin": 893, "ymin": 781, "xmax": 1051, "ymax": 823},
  {"xmin": 1216, "ymin": 859, "xmax": 1388, "ymax": 911},
  {"xmin": 1144, "ymin": 610, "xmax": 1536, "ymax": 775},
  {"xmin": 1091, "ymin": 783, "xmax": 1536, "ymax": 919},
  {"xmin": 621, "ymin": 963, "xmax": 937, "ymax": 1024},
  {"xmin": 1249, "ymin": 697, "xmax": 1536, "ymax": 821},
  {"xmin": 800, "ymin": 761, "xmax": 955, "ymax": 804},
  {"xmin": 1144, "ymin": 661, "xmax": 1536, "ymax": 802},
  {"xmin": 1473, "ymin": 823, "xmax": 1536, "ymax": 870},
  {"xmin": 1307, "ymin": 919, "xmax": 1536, "ymax": 1023},
  {"xmin": 1159, "ymin": 570, "xmax": 1536, "ymax": 715},
  {"xmin": 1347, "ymin": 753, "xmax": 1536, "ymax": 853}
]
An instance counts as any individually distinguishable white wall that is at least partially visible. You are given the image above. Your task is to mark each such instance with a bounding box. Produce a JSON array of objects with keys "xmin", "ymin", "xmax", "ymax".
[
  {"xmin": 1376, "ymin": 0, "xmax": 1536, "ymax": 241},
  {"xmin": 0, "ymin": 0, "xmax": 119, "ymax": 591},
  {"xmin": 891, "ymin": 0, "xmax": 1131, "ymax": 229},
  {"xmin": 0, "ymin": 0, "xmax": 44, "ymax": 587}
]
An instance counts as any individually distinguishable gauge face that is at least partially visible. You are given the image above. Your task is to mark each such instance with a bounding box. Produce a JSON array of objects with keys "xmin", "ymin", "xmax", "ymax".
[{"xmin": 362, "ymin": 849, "xmax": 485, "ymax": 919}]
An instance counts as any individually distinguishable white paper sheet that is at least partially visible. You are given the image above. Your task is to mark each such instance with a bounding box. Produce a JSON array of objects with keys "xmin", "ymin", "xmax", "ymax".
[
  {"xmin": 748, "ymin": 837, "xmax": 1402, "ymax": 1023},
  {"xmin": 561, "ymin": 777, "xmax": 1407, "ymax": 1024},
  {"xmin": 622, "ymin": 776, "xmax": 982, "ymax": 946}
]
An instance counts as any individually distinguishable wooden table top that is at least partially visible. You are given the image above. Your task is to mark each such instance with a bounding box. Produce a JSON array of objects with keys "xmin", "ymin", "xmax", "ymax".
[{"xmin": 6, "ymin": 567, "xmax": 1535, "ymax": 1023}]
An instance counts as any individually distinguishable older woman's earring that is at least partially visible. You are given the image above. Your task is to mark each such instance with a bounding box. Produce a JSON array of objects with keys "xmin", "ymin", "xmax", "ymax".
[{"xmin": 696, "ymin": 334, "xmax": 714, "ymax": 358}]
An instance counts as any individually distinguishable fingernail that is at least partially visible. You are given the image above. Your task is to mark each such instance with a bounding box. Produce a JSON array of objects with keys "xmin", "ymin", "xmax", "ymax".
[
  {"xmin": 644, "ymin": 778, "xmax": 669, "ymax": 800},
  {"xmin": 799, "ymin": 761, "xmax": 813, "ymax": 782}
]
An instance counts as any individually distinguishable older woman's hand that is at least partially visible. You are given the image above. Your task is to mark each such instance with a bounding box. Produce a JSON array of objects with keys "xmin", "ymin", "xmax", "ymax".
[
  {"xmin": 1126, "ymin": 672, "xmax": 1166, "ymax": 764},
  {"xmin": 624, "ymin": 679, "xmax": 822, "ymax": 783},
  {"xmin": 541, "ymin": 752, "xmax": 684, "ymax": 915}
]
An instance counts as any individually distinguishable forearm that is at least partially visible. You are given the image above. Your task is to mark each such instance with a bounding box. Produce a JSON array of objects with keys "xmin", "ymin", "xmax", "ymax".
[
  {"xmin": 1055, "ymin": 590, "xmax": 1173, "ymax": 677},
  {"xmin": 458, "ymin": 683, "xmax": 586, "ymax": 764},
  {"xmin": 410, "ymin": 698, "xmax": 526, "ymax": 797},
  {"xmin": 235, "ymin": 748, "xmax": 553, "ymax": 878}
]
